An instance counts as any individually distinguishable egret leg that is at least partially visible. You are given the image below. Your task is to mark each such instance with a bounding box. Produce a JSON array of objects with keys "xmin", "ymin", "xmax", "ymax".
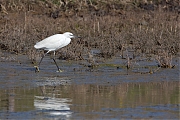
[
  {"xmin": 52, "ymin": 51, "xmax": 62, "ymax": 72},
  {"xmin": 34, "ymin": 51, "xmax": 49, "ymax": 72}
]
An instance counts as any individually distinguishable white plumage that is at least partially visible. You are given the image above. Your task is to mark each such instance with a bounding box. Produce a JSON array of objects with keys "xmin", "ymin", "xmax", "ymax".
[
  {"xmin": 34, "ymin": 32, "xmax": 74, "ymax": 52},
  {"xmin": 34, "ymin": 32, "xmax": 76, "ymax": 72}
]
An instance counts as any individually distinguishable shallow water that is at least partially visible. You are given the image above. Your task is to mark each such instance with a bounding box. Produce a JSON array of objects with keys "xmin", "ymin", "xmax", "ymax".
[{"xmin": 0, "ymin": 54, "xmax": 179, "ymax": 119}]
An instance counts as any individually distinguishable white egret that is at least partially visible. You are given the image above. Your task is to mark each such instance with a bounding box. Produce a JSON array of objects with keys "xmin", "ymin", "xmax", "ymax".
[{"xmin": 34, "ymin": 32, "xmax": 77, "ymax": 72}]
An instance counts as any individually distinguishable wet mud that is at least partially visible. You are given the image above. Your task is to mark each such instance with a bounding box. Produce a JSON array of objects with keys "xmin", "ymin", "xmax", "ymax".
[{"xmin": 0, "ymin": 54, "xmax": 179, "ymax": 119}]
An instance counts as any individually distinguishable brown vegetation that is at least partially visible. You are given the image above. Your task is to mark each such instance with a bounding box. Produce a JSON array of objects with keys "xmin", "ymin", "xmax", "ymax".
[{"xmin": 0, "ymin": 0, "xmax": 179, "ymax": 68}]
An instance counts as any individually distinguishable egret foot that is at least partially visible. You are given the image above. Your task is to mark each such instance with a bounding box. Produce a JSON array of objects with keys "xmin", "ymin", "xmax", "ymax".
[
  {"xmin": 57, "ymin": 69, "xmax": 63, "ymax": 73},
  {"xmin": 34, "ymin": 66, "xmax": 40, "ymax": 72}
]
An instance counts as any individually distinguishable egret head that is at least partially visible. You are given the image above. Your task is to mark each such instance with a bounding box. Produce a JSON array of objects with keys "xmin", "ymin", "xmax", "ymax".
[{"xmin": 63, "ymin": 32, "xmax": 75, "ymax": 38}]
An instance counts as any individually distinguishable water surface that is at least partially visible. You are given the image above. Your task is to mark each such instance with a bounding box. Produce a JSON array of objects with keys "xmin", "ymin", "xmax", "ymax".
[{"xmin": 0, "ymin": 54, "xmax": 179, "ymax": 119}]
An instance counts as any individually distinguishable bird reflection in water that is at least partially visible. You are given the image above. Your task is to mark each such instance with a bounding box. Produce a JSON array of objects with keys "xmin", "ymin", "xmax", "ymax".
[{"xmin": 34, "ymin": 76, "xmax": 72, "ymax": 119}]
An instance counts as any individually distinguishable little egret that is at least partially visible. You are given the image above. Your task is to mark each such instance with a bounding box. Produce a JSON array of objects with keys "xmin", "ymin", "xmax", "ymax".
[{"xmin": 34, "ymin": 32, "xmax": 76, "ymax": 72}]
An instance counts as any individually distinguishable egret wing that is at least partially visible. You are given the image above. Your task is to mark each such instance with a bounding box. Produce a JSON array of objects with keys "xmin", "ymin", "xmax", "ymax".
[{"xmin": 34, "ymin": 34, "xmax": 65, "ymax": 51}]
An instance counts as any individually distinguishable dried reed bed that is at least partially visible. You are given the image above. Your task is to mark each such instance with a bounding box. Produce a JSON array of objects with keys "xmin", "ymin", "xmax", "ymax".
[{"xmin": 0, "ymin": 0, "xmax": 179, "ymax": 68}]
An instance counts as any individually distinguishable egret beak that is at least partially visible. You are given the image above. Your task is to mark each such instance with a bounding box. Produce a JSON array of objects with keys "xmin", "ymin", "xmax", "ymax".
[
  {"xmin": 77, "ymin": 36, "xmax": 81, "ymax": 38},
  {"xmin": 74, "ymin": 35, "xmax": 81, "ymax": 38}
]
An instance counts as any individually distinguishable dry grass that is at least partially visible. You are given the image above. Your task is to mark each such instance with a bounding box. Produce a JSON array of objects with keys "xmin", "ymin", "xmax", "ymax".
[{"xmin": 0, "ymin": 0, "xmax": 179, "ymax": 68}]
